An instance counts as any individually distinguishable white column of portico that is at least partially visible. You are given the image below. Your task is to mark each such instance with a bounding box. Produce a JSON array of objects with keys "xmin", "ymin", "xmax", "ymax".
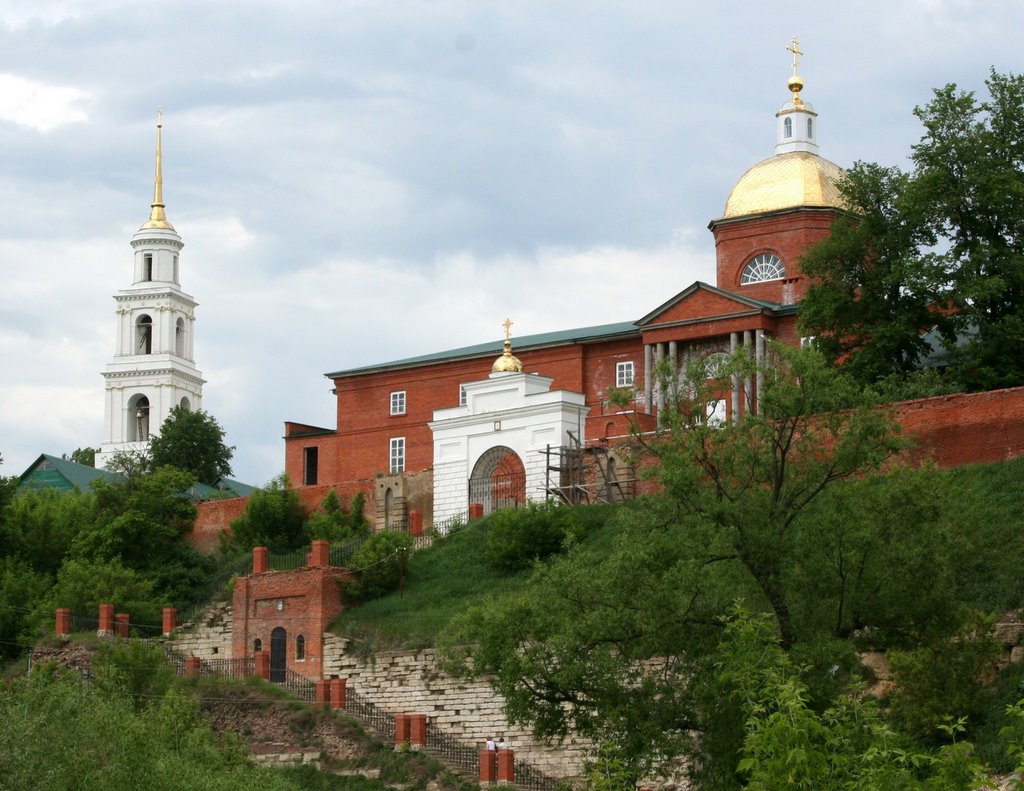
[
  {"xmin": 730, "ymin": 332, "xmax": 740, "ymax": 423},
  {"xmin": 755, "ymin": 329, "xmax": 766, "ymax": 414},
  {"xmin": 644, "ymin": 344, "xmax": 654, "ymax": 412}
]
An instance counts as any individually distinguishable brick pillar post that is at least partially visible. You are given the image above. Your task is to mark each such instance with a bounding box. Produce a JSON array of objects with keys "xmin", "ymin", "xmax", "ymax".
[
  {"xmin": 408, "ymin": 511, "xmax": 423, "ymax": 537},
  {"xmin": 410, "ymin": 714, "xmax": 427, "ymax": 748},
  {"xmin": 98, "ymin": 603, "xmax": 114, "ymax": 636},
  {"xmin": 55, "ymin": 608, "xmax": 71, "ymax": 637},
  {"xmin": 395, "ymin": 714, "xmax": 411, "ymax": 747},
  {"xmin": 479, "ymin": 750, "xmax": 497, "ymax": 782},
  {"xmin": 309, "ymin": 540, "xmax": 329, "ymax": 567},
  {"xmin": 329, "ymin": 677, "xmax": 347, "ymax": 709},
  {"xmin": 114, "ymin": 613, "xmax": 130, "ymax": 638},
  {"xmin": 254, "ymin": 649, "xmax": 270, "ymax": 680},
  {"xmin": 315, "ymin": 679, "xmax": 331, "ymax": 708},
  {"xmin": 497, "ymin": 749, "xmax": 515, "ymax": 782},
  {"xmin": 253, "ymin": 546, "xmax": 268, "ymax": 574},
  {"xmin": 185, "ymin": 656, "xmax": 201, "ymax": 676},
  {"xmin": 469, "ymin": 503, "xmax": 484, "ymax": 520},
  {"xmin": 162, "ymin": 607, "xmax": 177, "ymax": 637}
]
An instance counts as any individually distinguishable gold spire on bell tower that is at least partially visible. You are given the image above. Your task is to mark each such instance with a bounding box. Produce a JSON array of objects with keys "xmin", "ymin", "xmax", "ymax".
[
  {"xmin": 491, "ymin": 317, "xmax": 524, "ymax": 373},
  {"xmin": 140, "ymin": 107, "xmax": 175, "ymax": 231},
  {"xmin": 786, "ymin": 36, "xmax": 805, "ymax": 108}
]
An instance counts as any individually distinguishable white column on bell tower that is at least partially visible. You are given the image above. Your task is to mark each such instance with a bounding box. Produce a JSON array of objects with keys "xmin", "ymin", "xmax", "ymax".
[{"xmin": 96, "ymin": 110, "xmax": 205, "ymax": 471}]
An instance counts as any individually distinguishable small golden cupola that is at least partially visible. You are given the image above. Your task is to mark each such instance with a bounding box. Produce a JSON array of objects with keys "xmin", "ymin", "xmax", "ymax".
[{"xmin": 491, "ymin": 318, "xmax": 524, "ymax": 374}]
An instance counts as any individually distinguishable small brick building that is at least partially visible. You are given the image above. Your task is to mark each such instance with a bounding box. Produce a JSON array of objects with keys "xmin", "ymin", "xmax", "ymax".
[{"xmin": 231, "ymin": 544, "xmax": 350, "ymax": 680}]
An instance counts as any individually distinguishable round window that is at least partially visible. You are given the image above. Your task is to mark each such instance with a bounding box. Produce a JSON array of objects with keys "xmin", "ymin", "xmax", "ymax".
[{"xmin": 740, "ymin": 253, "xmax": 786, "ymax": 284}]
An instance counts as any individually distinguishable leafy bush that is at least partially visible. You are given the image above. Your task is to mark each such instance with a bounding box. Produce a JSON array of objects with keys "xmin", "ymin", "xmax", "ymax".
[
  {"xmin": 482, "ymin": 502, "xmax": 587, "ymax": 571},
  {"xmin": 228, "ymin": 474, "xmax": 307, "ymax": 552},
  {"xmin": 347, "ymin": 531, "xmax": 414, "ymax": 601},
  {"xmin": 307, "ymin": 490, "xmax": 369, "ymax": 542},
  {"xmin": 92, "ymin": 640, "xmax": 175, "ymax": 708},
  {"xmin": 886, "ymin": 612, "xmax": 1001, "ymax": 745}
]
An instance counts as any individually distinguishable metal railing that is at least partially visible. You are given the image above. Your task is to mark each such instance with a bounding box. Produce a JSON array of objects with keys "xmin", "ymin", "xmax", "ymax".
[
  {"xmin": 200, "ymin": 656, "xmax": 256, "ymax": 679},
  {"xmin": 424, "ymin": 724, "xmax": 480, "ymax": 775},
  {"xmin": 278, "ymin": 668, "xmax": 315, "ymax": 702},
  {"xmin": 345, "ymin": 687, "xmax": 396, "ymax": 742}
]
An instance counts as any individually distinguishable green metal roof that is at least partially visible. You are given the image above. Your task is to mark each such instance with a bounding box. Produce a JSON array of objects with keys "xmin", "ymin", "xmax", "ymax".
[
  {"xmin": 18, "ymin": 454, "xmax": 122, "ymax": 494},
  {"xmin": 17, "ymin": 454, "xmax": 256, "ymax": 501},
  {"xmin": 215, "ymin": 478, "xmax": 258, "ymax": 497},
  {"xmin": 327, "ymin": 319, "xmax": 641, "ymax": 378}
]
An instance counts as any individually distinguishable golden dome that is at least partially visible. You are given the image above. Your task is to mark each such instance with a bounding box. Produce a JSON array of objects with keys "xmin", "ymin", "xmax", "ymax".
[
  {"xmin": 722, "ymin": 151, "xmax": 845, "ymax": 219},
  {"xmin": 492, "ymin": 318, "xmax": 524, "ymax": 374},
  {"xmin": 491, "ymin": 342, "xmax": 523, "ymax": 373}
]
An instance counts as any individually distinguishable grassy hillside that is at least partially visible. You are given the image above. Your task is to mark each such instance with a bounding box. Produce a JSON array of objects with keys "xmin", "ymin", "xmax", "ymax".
[{"xmin": 330, "ymin": 503, "xmax": 623, "ymax": 651}]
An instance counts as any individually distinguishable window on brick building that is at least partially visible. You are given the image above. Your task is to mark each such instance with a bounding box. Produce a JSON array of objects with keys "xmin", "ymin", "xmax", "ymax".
[
  {"xmin": 616, "ymin": 361, "xmax": 635, "ymax": 387},
  {"xmin": 460, "ymin": 385, "xmax": 467, "ymax": 406},
  {"xmin": 390, "ymin": 437, "xmax": 405, "ymax": 473},
  {"xmin": 296, "ymin": 634, "xmax": 305, "ymax": 661},
  {"xmin": 390, "ymin": 390, "xmax": 406, "ymax": 415},
  {"xmin": 740, "ymin": 253, "xmax": 786, "ymax": 284},
  {"xmin": 254, "ymin": 638, "xmax": 262, "ymax": 652},
  {"xmin": 303, "ymin": 446, "xmax": 318, "ymax": 486}
]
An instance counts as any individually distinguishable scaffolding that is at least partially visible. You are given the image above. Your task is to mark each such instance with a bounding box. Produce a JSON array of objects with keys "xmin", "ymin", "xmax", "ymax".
[{"xmin": 543, "ymin": 432, "xmax": 635, "ymax": 506}]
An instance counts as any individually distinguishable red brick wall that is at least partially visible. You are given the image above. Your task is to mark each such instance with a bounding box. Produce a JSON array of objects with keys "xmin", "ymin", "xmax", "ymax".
[
  {"xmin": 232, "ymin": 565, "xmax": 349, "ymax": 680},
  {"xmin": 190, "ymin": 497, "xmax": 249, "ymax": 554},
  {"xmin": 896, "ymin": 386, "xmax": 1024, "ymax": 468}
]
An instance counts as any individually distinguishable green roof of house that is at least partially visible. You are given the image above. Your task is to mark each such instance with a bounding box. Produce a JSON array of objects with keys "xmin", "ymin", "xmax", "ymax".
[
  {"xmin": 17, "ymin": 454, "xmax": 122, "ymax": 494},
  {"xmin": 17, "ymin": 454, "xmax": 256, "ymax": 501},
  {"xmin": 327, "ymin": 320, "xmax": 641, "ymax": 378}
]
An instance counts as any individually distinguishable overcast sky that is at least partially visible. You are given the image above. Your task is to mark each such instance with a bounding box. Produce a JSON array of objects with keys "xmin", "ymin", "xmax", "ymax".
[{"xmin": 1, "ymin": 0, "xmax": 1021, "ymax": 486}]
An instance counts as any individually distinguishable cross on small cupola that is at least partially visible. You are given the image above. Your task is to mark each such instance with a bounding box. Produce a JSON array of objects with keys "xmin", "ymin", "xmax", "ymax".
[
  {"xmin": 774, "ymin": 35, "xmax": 819, "ymax": 156},
  {"xmin": 786, "ymin": 36, "xmax": 804, "ymax": 106},
  {"xmin": 491, "ymin": 317, "xmax": 524, "ymax": 374}
]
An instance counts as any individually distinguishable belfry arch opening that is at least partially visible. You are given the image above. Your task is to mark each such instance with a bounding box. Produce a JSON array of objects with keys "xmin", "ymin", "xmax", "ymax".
[
  {"xmin": 175, "ymin": 317, "xmax": 185, "ymax": 356},
  {"xmin": 468, "ymin": 445, "xmax": 526, "ymax": 516},
  {"xmin": 136, "ymin": 314, "xmax": 153, "ymax": 354},
  {"xmin": 127, "ymin": 394, "xmax": 150, "ymax": 442}
]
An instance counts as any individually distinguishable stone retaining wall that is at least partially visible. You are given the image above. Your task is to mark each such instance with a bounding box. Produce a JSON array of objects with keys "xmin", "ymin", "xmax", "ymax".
[
  {"xmin": 171, "ymin": 601, "xmax": 233, "ymax": 659},
  {"xmin": 321, "ymin": 636, "xmax": 593, "ymax": 781}
]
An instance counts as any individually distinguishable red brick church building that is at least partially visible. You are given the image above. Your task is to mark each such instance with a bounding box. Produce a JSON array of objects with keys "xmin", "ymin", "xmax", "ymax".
[{"xmin": 283, "ymin": 49, "xmax": 850, "ymax": 530}]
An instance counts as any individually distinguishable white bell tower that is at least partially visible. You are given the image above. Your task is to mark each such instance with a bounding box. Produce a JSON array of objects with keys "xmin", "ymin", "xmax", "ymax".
[{"xmin": 96, "ymin": 111, "xmax": 205, "ymax": 470}]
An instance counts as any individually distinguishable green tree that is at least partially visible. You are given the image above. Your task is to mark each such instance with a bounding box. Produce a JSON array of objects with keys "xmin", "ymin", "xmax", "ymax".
[
  {"xmin": 912, "ymin": 70, "xmax": 1024, "ymax": 390},
  {"xmin": 648, "ymin": 344, "xmax": 902, "ymax": 648},
  {"xmin": 63, "ymin": 446, "xmax": 97, "ymax": 467},
  {"xmin": 149, "ymin": 405, "xmax": 234, "ymax": 485},
  {"xmin": 348, "ymin": 530, "xmax": 414, "ymax": 601},
  {"xmin": 444, "ymin": 346, "xmax": 907, "ymax": 781},
  {"xmin": 229, "ymin": 474, "xmax": 307, "ymax": 552},
  {"xmin": 797, "ymin": 162, "xmax": 946, "ymax": 383},
  {"xmin": 0, "ymin": 558, "xmax": 51, "ymax": 658},
  {"xmin": 0, "ymin": 671, "xmax": 300, "ymax": 791},
  {"xmin": 717, "ymin": 606, "xmax": 995, "ymax": 791},
  {"xmin": 307, "ymin": 489, "xmax": 370, "ymax": 542},
  {"xmin": 799, "ymin": 69, "xmax": 1024, "ymax": 391}
]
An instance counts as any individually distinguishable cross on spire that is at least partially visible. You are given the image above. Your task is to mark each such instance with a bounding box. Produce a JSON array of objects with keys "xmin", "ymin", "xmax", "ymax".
[
  {"xmin": 787, "ymin": 36, "xmax": 803, "ymax": 77},
  {"xmin": 503, "ymin": 318, "xmax": 513, "ymax": 344}
]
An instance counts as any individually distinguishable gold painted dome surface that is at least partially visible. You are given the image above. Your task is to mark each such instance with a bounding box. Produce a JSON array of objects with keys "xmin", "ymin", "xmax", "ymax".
[
  {"xmin": 722, "ymin": 151, "xmax": 845, "ymax": 219},
  {"xmin": 491, "ymin": 349, "xmax": 523, "ymax": 373}
]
